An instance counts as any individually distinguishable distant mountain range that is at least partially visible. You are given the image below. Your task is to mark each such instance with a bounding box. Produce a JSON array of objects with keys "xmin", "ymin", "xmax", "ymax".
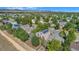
[
  {"xmin": 0, "ymin": 7, "xmax": 50, "ymax": 12},
  {"xmin": 0, "ymin": 7, "xmax": 79, "ymax": 12}
]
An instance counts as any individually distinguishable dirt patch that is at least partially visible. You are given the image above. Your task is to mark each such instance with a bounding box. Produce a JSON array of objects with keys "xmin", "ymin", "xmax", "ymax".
[{"xmin": 0, "ymin": 33, "xmax": 18, "ymax": 51}]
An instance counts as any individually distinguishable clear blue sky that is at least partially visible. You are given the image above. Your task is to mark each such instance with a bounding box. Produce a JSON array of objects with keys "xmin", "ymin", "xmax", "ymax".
[
  {"xmin": 0, "ymin": 7, "xmax": 79, "ymax": 12},
  {"xmin": 32, "ymin": 7, "xmax": 79, "ymax": 12}
]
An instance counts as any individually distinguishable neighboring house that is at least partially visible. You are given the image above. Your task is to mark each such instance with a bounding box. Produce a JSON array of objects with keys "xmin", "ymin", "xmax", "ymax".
[
  {"xmin": 11, "ymin": 14, "xmax": 18, "ymax": 18},
  {"xmin": 2, "ymin": 19, "xmax": 19, "ymax": 29},
  {"xmin": 36, "ymin": 28, "xmax": 64, "ymax": 42},
  {"xmin": 58, "ymin": 20, "xmax": 67, "ymax": 28},
  {"xmin": 70, "ymin": 42, "xmax": 79, "ymax": 51},
  {"xmin": 66, "ymin": 17, "xmax": 72, "ymax": 22},
  {"xmin": 2, "ymin": 19, "xmax": 10, "ymax": 24},
  {"xmin": 20, "ymin": 24, "xmax": 36, "ymax": 34},
  {"xmin": 11, "ymin": 22, "xmax": 19, "ymax": 29},
  {"xmin": 52, "ymin": 29, "xmax": 64, "ymax": 42}
]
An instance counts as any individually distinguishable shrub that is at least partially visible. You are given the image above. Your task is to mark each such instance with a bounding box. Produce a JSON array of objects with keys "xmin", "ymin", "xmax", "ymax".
[
  {"xmin": 47, "ymin": 39, "xmax": 62, "ymax": 51},
  {"xmin": 13, "ymin": 28, "xmax": 29, "ymax": 42},
  {"xmin": 31, "ymin": 35, "xmax": 40, "ymax": 46}
]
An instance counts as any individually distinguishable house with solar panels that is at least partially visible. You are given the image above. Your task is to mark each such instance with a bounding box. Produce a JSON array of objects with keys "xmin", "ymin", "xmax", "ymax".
[
  {"xmin": 36, "ymin": 28, "xmax": 64, "ymax": 42},
  {"xmin": 11, "ymin": 22, "xmax": 19, "ymax": 29},
  {"xmin": 36, "ymin": 29, "xmax": 52, "ymax": 41}
]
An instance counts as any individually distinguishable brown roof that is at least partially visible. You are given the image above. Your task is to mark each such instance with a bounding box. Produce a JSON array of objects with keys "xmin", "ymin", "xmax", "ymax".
[{"xmin": 70, "ymin": 42, "xmax": 79, "ymax": 50}]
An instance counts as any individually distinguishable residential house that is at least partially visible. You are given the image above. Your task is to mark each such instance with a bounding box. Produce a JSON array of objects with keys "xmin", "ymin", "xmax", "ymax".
[
  {"xmin": 66, "ymin": 16, "xmax": 72, "ymax": 22},
  {"xmin": 2, "ymin": 19, "xmax": 19, "ymax": 29},
  {"xmin": 58, "ymin": 20, "xmax": 67, "ymax": 29},
  {"xmin": 36, "ymin": 29, "xmax": 52, "ymax": 41},
  {"xmin": 2, "ymin": 19, "xmax": 10, "ymax": 24},
  {"xmin": 70, "ymin": 42, "xmax": 79, "ymax": 51},
  {"xmin": 36, "ymin": 28, "xmax": 64, "ymax": 42},
  {"xmin": 20, "ymin": 24, "xmax": 36, "ymax": 34},
  {"xmin": 11, "ymin": 22, "xmax": 19, "ymax": 29}
]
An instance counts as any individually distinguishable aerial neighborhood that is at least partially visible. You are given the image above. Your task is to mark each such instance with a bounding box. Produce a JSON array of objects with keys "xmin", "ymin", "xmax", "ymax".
[{"xmin": 0, "ymin": 12, "xmax": 79, "ymax": 51}]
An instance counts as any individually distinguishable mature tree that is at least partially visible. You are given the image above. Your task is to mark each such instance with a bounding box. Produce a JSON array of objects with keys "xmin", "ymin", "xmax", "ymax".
[
  {"xmin": 70, "ymin": 19, "xmax": 77, "ymax": 24},
  {"xmin": 13, "ymin": 28, "xmax": 29, "ymax": 42},
  {"xmin": 15, "ymin": 16, "xmax": 22, "ymax": 24},
  {"xmin": 64, "ymin": 22, "xmax": 75, "ymax": 30},
  {"xmin": 44, "ymin": 15, "xmax": 51, "ymax": 22},
  {"xmin": 72, "ymin": 15, "xmax": 77, "ymax": 20},
  {"xmin": 51, "ymin": 17, "xmax": 58, "ymax": 25},
  {"xmin": 62, "ymin": 40, "xmax": 70, "ymax": 51},
  {"xmin": 54, "ymin": 23, "xmax": 60, "ymax": 29},
  {"xmin": 51, "ymin": 16, "xmax": 60, "ymax": 29},
  {"xmin": 32, "ymin": 23, "xmax": 49, "ymax": 33},
  {"xmin": 31, "ymin": 35, "xmax": 40, "ymax": 46},
  {"xmin": 66, "ymin": 29, "xmax": 76, "ymax": 45},
  {"xmin": 62, "ymin": 29, "xmax": 76, "ymax": 51},
  {"xmin": 62, "ymin": 15, "xmax": 67, "ymax": 21},
  {"xmin": 5, "ymin": 23, "xmax": 12, "ymax": 30},
  {"xmin": 0, "ymin": 23, "xmax": 12, "ymax": 30},
  {"xmin": 75, "ymin": 19, "xmax": 79, "ymax": 29},
  {"xmin": 47, "ymin": 39, "xmax": 62, "ymax": 51},
  {"xmin": 60, "ymin": 30, "xmax": 66, "ymax": 39},
  {"xmin": 16, "ymin": 16, "xmax": 32, "ymax": 25}
]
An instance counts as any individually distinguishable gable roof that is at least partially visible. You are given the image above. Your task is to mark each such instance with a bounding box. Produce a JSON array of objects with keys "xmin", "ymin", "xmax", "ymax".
[{"xmin": 42, "ymin": 29, "xmax": 48, "ymax": 34}]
